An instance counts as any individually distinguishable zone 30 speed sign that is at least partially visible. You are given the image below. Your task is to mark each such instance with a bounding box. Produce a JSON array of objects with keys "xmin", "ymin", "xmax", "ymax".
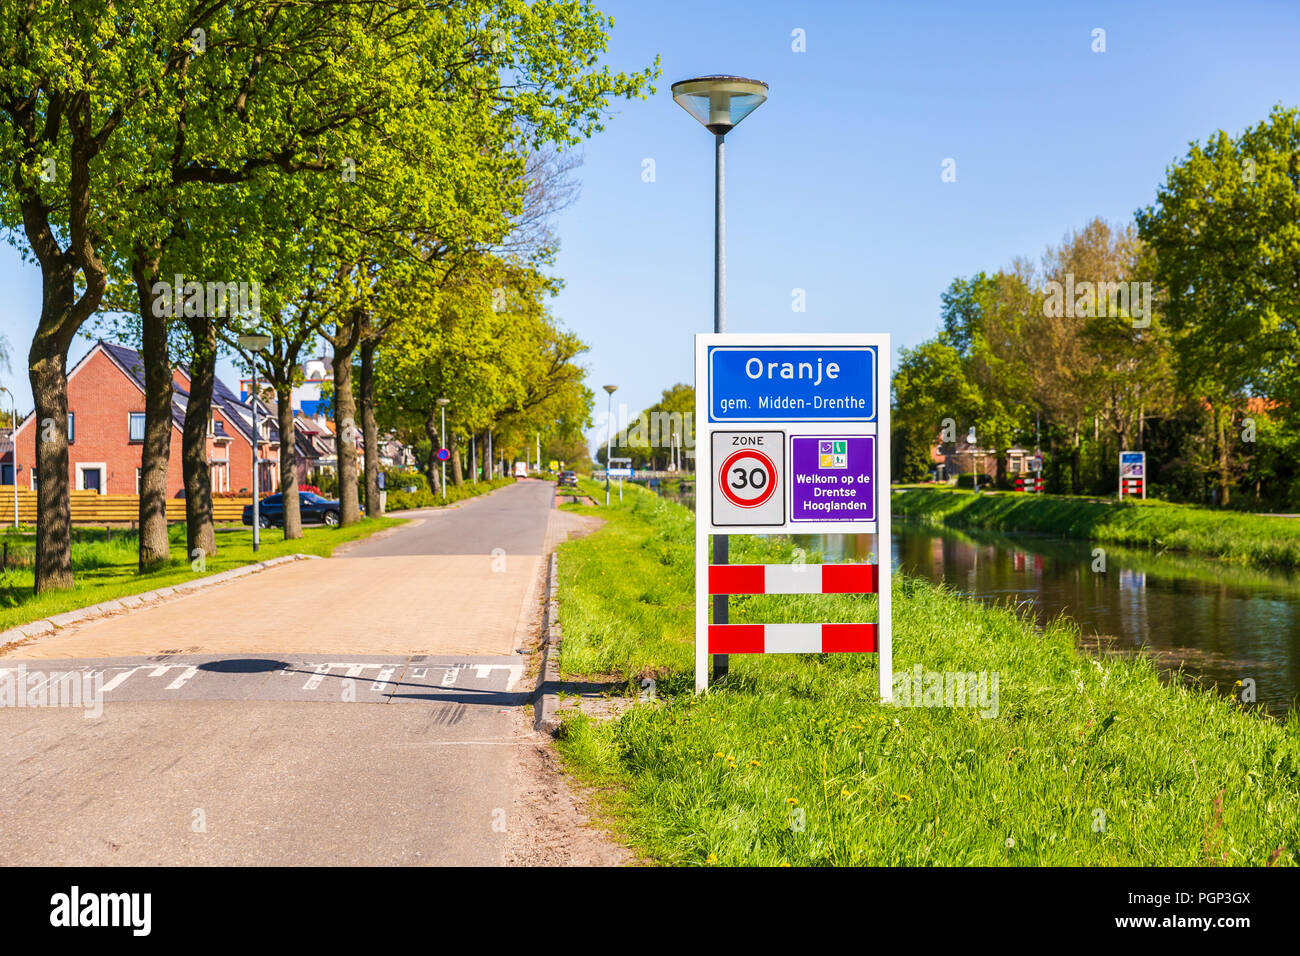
[{"xmin": 712, "ymin": 430, "xmax": 784, "ymax": 525}]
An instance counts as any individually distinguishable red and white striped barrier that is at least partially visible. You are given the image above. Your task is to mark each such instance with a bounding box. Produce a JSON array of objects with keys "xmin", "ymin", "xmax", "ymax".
[
  {"xmin": 1121, "ymin": 477, "xmax": 1144, "ymax": 497},
  {"xmin": 708, "ymin": 622, "xmax": 878, "ymax": 654},
  {"xmin": 707, "ymin": 563, "xmax": 878, "ymax": 595},
  {"xmin": 706, "ymin": 563, "xmax": 879, "ymax": 654},
  {"xmin": 1015, "ymin": 475, "xmax": 1042, "ymax": 493}
]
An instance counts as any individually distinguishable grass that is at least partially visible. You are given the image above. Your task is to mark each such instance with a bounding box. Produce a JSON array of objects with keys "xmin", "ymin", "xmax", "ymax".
[
  {"xmin": 0, "ymin": 517, "xmax": 400, "ymax": 632},
  {"xmin": 553, "ymin": 484, "xmax": 1300, "ymax": 866},
  {"xmin": 892, "ymin": 486, "xmax": 1300, "ymax": 568}
]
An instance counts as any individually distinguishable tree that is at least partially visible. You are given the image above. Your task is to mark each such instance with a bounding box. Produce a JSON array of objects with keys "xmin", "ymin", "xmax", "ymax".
[
  {"xmin": 0, "ymin": 2, "xmax": 203, "ymax": 590},
  {"xmin": 892, "ymin": 339, "xmax": 983, "ymax": 476},
  {"xmin": 1136, "ymin": 105, "xmax": 1300, "ymax": 505}
]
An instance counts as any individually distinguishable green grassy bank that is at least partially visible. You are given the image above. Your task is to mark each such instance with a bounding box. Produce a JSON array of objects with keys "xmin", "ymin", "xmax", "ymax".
[
  {"xmin": 893, "ymin": 487, "xmax": 1300, "ymax": 568},
  {"xmin": 554, "ymin": 486, "xmax": 1300, "ymax": 866},
  {"xmin": 0, "ymin": 518, "xmax": 399, "ymax": 633}
]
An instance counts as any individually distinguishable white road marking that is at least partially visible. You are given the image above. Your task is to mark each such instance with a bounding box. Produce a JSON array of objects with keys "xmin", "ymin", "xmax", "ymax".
[
  {"xmin": 101, "ymin": 667, "xmax": 143, "ymax": 693},
  {"xmin": 165, "ymin": 666, "xmax": 199, "ymax": 690}
]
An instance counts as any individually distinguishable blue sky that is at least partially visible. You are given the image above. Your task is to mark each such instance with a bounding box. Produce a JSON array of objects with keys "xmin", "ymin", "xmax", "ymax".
[{"xmin": 3, "ymin": 0, "xmax": 1299, "ymax": 453}]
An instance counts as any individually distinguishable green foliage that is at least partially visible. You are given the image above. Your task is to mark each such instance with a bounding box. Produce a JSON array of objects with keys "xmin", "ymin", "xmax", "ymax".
[{"xmin": 601, "ymin": 383, "xmax": 694, "ymax": 469}]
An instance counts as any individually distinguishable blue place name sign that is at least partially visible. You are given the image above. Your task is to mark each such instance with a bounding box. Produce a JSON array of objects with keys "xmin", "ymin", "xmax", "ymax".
[{"xmin": 708, "ymin": 346, "xmax": 876, "ymax": 422}]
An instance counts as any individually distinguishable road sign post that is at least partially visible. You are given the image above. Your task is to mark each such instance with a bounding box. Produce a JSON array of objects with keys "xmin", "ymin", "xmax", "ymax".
[{"xmin": 694, "ymin": 333, "xmax": 892, "ymax": 698}]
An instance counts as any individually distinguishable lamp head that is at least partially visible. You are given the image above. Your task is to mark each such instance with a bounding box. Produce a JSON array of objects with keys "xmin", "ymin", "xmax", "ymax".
[
  {"xmin": 672, "ymin": 75, "xmax": 768, "ymax": 135},
  {"xmin": 237, "ymin": 334, "xmax": 272, "ymax": 352}
]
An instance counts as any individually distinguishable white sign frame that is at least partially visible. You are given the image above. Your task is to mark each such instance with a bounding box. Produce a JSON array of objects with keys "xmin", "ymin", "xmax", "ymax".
[{"xmin": 694, "ymin": 332, "xmax": 892, "ymax": 699}]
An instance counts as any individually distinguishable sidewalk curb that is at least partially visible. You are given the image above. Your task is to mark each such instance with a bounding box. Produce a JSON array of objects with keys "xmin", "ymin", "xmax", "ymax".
[
  {"xmin": 532, "ymin": 551, "xmax": 563, "ymax": 736},
  {"xmin": 0, "ymin": 553, "xmax": 322, "ymax": 653}
]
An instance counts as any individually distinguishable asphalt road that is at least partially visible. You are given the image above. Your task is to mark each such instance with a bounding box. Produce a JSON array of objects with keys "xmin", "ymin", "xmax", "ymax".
[{"xmin": 0, "ymin": 479, "xmax": 594, "ymax": 866}]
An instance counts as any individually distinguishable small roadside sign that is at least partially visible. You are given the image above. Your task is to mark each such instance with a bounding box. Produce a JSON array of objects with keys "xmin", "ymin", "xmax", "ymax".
[
  {"xmin": 1119, "ymin": 451, "xmax": 1146, "ymax": 499},
  {"xmin": 436, "ymin": 448, "xmax": 450, "ymax": 462}
]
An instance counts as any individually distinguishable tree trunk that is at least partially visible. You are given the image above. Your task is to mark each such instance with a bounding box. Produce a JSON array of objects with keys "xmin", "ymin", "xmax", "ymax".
[
  {"xmin": 135, "ymin": 255, "xmax": 171, "ymax": 570},
  {"xmin": 332, "ymin": 346, "xmax": 361, "ymax": 524},
  {"xmin": 450, "ymin": 430, "xmax": 464, "ymax": 487},
  {"xmin": 276, "ymin": 384, "xmax": 303, "ymax": 539},
  {"xmin": 1070, "ymin": 424, "xmax": 1081, "ymax": 494},
  {"xmin": 28, "ymin": 342, "xmax": 73, "ymax": 592},
  {"xmin": 181, "ymin": 321, "xmax": 217, "ymax": 557},
  {"xmin": 1216, "ymin": 403, "xmax": 1231, "ymax": 507},
  {"xmin": 360, "ymin": 340, "xmax": 381, "ymax": 517}
]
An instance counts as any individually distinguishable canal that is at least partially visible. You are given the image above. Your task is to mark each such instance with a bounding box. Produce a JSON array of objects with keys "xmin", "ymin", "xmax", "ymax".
[{"xmin": 877, "ymin": 521, "xmax": 1300, "ymax": 715}]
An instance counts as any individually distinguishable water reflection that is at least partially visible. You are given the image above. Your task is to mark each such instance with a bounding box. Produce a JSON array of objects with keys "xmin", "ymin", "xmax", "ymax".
[{"xmin": 887, "ymin": 521, "xmax": 1300, "ymax": 716}]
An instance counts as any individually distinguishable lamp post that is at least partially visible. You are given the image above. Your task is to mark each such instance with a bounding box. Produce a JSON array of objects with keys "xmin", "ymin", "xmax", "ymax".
[
  {"xmin": 238, "ymin": 334, "xmax": 272, "ymax": 552},
  {"xmin": 672, "ymin": 74, "xmax": 768, "ymax": 682},
  {"xmin": 0, "ymin": 385, "xmax": 17, "ymax": 529},
  {"xmin": 437, "ymin": 398, "xmax": 449, "ymax": 501},
  {"xmin": 603, "ymin": 384, "xmax": 618, "ymax": 505}
]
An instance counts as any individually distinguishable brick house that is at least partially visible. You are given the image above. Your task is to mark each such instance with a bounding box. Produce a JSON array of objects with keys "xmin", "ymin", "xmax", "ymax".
[{"xmin": 11, "ymin": 340, "xmax": 280, "ymax": 497}]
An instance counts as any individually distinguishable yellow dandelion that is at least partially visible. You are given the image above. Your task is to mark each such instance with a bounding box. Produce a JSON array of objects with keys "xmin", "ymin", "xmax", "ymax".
[
  {"xmin": 714, "ymin": 751, "xmax": 725, "ymax": 758},
  {"xmin": 705, "ymin": 853, "xmax": 717, "ymax": 864},
  {"xmin": 893, "ymin": 792, "xmax": 911, "ymax": 802},
  {"xmin": 749, "ymin": 760, "xmax": 762, "ymax": 767},
  {"xmin": 786, "ymin": 797, "xmax": 799, "ymax": 805},
  {"xmin": 778, "ymin": 862, "xmax": 791, "ymax": 868}
]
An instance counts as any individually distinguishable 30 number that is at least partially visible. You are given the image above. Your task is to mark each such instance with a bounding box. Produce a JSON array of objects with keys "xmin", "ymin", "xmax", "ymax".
[{"xmin": 730, "ymin": 466, "xmax": 767, "ymax": 491}]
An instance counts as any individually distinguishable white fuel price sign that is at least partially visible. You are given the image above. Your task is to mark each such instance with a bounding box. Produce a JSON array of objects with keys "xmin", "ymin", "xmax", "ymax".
[{"xmin": 694, "ymin": 332, "xmax": 892, "ymax": 698}]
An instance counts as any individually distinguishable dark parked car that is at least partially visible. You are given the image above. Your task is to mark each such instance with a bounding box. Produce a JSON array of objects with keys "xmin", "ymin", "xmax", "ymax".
[
  {"xmin": 559, "ymin": 470, "xmax": 578, "ymax": 488},
  {"xmin": 242, "ymin": 492, "xmax": 341, "ymax": 528}
]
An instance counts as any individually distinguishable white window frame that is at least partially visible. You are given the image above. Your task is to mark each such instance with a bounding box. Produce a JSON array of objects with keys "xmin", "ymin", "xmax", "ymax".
[
  {"xmin": 128, "ymin": 411, "xmax": 147, "ymax": 442},
  {"xmin": 76, "ymin": 461, "xmax": 108, "ymax": 494}
]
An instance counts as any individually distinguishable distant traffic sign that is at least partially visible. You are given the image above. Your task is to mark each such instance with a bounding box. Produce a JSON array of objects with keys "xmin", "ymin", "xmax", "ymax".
[
  {"xmin": 436, "ymin": 448, "xmax": 450, "ymax": 462},
  {"xmin": 1120, "ymin": 451, "xmax": 1146, "ymax": 499}
]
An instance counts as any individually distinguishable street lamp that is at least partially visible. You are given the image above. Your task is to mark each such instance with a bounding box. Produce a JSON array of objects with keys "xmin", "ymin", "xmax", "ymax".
[
  {"xmin": 673, "ymin": 73, "xmax": 768, "ymax": 682},
  {"xmin": 437, "ymin": 398, "xmax": 449, "ymax": 501},
  {"xmin": 0, "ymin": 385, "xmax": 17, "ymax": 529},
  {"xmin": 603, "ymin": 384, "xmax": 617, "ymax": 506},
  {"xmin": 238, "ymin": 334, "xmax": 272, "ymax": 552}
]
